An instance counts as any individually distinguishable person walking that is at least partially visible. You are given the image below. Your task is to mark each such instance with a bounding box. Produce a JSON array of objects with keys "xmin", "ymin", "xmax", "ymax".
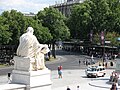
[
  {"xmin": 79, "ymin": 59, "xmax": 81, "ymax": 65},
  {"xmin": 91, "ymin": 54, "xmax": 95, "ymax": 64},
  {"xmin": 110, "ymin": 83, "xmax": 118, "ymax": 90},
  {"xmin": 77, "ymin": 85, "xmax": 80, "ymax": 90},
  {"xmin": 67, "ymin": 86, "xmax": 71, "ymax": 90},
  {"xmin": 58, "ymin": 65, "xmax": 62, "ymax": 78},
  {"xmin": 105, "ymin": 62, "xmax": 108, "ymax": 68},
  {"xmin": 59, "ymin": 65, "xmax": 62, "ymax": 70},
  {"xmin": 8, "ymin": 73, "xmax": 11, "ymax": 83}
]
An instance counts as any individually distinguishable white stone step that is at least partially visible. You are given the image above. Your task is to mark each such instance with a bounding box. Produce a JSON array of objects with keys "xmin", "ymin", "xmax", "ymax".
[{"xmin": 0, "ymin": 84, "xmax": 26, "ymax": 90}]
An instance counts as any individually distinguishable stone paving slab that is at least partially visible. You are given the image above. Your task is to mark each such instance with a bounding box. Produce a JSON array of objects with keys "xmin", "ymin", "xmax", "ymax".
[
  {"xmin": 89, "ymin": 77, "xmax": 120, "ymax": 89},
  {"xmin": 0, "ymin": 57, "xmax": 117, "ymax": 90},
  {"xmin": 0, "ymin": 69, "xmax": 117, "ymax": 90},
  {"xmin": 0, "ymin": 84, "xmax": 26, "ymax": 90}
]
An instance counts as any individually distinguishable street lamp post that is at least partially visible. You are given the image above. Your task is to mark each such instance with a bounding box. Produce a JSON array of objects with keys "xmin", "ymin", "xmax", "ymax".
[
  {"xmin": 117, "ymin": 37, "xmax": 120, "ymax": 58},
  {"xmin": 90, "ymin": 30, "xmax": 93, "ymax": 43},
  {"xmin": 101, "ymin": 31, "xmax": 105, "ymax": 66}
]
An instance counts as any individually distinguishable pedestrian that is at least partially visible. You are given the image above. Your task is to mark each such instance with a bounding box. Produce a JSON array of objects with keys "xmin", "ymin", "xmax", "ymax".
[
  {"xmin": 113, "ymin": 73, "xmax": 119, "ymax": 83},
  {"xmin": 58, "ymin": 66, "xmax": 62, "ymax": 78},
  {"xmin": 59, "ymin": 65, "xmax": 62, "ymax": 70},
  {"xmin": 79, "ymin": 59, "xmax": 81, "ymax": 65},
  {"xmin": 91, "ymin": 54, "xmax": 95, "ymax": 64},
  {"xmin": 110, "ymin": 62, "xmax": 113, "ymax": 66},
  {"xmin": 99, "ymin": 62, "xmax": 101, "ymax": 66},
  {"xmin": 109, "ymin": 71, "xmax": 115, "ymax": 82},
  {"xmin": 67, "ymin": 86, "xmax": 71, "ymax": 90},
  {"xmin": 110, "ymin": 82, "xmax": 118, "ymax": 90},
  {"xmin": 48, "ymin": 51, "xmax": 51, "ymax": 60},
  {"xmin": 83, "ymin": 60, "xmax": 85, "ymax": 65},
  {"xmin": 77, "ymin": 85, "xmax": 80, "ymax": 90},
  {"xmin": 86, "ymin": 59, "xmax": 88, "ymax": 66},
  {"xmin": 105, "ymin": 62, "xmax": 107, "ymax": 68},
  {"xmin": 91, "ymin": 54, "xmax": 94, "ymax": 60},
  {"xmin": 8, "ymin": 73, "xmax": 11, "ymax": 83}
]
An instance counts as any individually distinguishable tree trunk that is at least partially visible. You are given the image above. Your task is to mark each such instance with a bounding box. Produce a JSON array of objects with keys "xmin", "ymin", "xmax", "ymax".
[{"xmin": 52, "ymin": 42, "xmax": 56, "ymax": 58}]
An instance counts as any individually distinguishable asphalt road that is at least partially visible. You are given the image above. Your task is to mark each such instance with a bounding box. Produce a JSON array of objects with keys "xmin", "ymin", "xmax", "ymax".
[
  {"xmin": 0, "ymin": 49, "xmax": 117, "ymax": 90},
  {"xmin": 0, "ymin": 49, "xmax": 96, "ymax": 75},
  {"xmin": 0, "ymin": 66, "xmax": 13, "ymax": 76},
  {"xmin": 46, "ymin": 49, "xmax": 91, "ymax": 70}
]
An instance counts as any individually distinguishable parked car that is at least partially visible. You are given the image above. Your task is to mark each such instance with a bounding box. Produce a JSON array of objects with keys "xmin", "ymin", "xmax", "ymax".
[{"xmin": 85, "ymin": 66, "xmax": 106, "ymax": 78}]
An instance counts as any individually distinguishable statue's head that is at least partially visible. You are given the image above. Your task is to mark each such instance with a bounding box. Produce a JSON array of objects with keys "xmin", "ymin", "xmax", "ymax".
[{"xmin": 26, "ymin": 27, "xmax": 34, "ymax": 34}]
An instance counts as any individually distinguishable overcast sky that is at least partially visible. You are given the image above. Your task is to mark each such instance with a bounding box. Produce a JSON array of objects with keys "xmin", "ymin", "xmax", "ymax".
[{"xmin": 0, "ymin": 0, "xmax": 60, "ymax": 14}]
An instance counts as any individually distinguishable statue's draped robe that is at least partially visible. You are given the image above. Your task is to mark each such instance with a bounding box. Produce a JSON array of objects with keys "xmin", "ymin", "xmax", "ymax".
[{"xmin": 17, "ymin": 32, "xmax": 49, "ymax": 70}]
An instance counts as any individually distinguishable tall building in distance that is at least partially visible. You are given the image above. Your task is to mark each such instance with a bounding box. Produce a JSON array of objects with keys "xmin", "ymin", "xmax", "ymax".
[
  {"xmin": 67, "ymin": 0, "xmax": 74, "ymax": 2},
  {"xmin": 52, "ymin": 0, "xmax": 84, "ymax": 17},
  {"xmin": 23, "ymin": 12, "xmax": 36, "ymax": 17}
]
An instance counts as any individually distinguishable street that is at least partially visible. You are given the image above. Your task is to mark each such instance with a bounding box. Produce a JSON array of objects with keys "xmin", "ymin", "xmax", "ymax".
[
  {"xmin": 0, "ymin": 49, "xmax": 95, "ymax": 75},
  {"xmin": 0, "ymin": 49, "xmax": 117, "ymax": 90},
  {"xmin": 46, "ymin": 49, "xmax": 97, "ymax": 70}
]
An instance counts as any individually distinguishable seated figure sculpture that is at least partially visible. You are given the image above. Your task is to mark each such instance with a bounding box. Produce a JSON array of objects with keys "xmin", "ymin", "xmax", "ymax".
[{"xmin": 16, "ymin": 27, "xmax": 50, "ymax": 70}]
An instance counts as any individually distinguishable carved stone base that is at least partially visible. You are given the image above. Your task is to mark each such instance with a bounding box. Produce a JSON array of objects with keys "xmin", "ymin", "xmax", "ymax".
[
  {"xmin": 13, "ymin": 56, "xmax": 36, "ymax": 71},
  {"xmin": 12, "ymin": 69, "xmax": 52, "ymax": 90},
  {"xmin": 12, "ymin": 56, "xmax": 52, "ymax": 90}
]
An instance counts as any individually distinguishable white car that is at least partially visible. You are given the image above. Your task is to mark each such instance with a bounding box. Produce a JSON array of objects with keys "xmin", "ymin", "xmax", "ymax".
[{"xmin": 85, "ymin": 66, "xmax": 106, "ymax": 78}]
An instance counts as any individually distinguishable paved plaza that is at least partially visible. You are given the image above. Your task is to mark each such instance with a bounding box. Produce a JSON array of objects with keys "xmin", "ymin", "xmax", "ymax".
[
  {"xmin": 0, "ymin": 68, "xmax": 119, "ymax": 90},
  {"xmin": 0, "ymin": 50, "xmax": 119, "ymax": 90},
  {"xmin": 51, "ymin": 69, "xmax": 120, "ymax": 90}
]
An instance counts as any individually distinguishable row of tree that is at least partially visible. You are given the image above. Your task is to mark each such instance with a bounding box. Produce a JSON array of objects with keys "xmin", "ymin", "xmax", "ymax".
[
  {"xmin": 0, "ymin": 9, "xmax": 70, "ymax": 45},
  {"xmin": 0, "ymin": 0, "xmax": 120, "ymax": 58},
  {"xmin": 0, "ymin": 8, "xmax": 70, "ymax": 58},
  {"xmin": 67, "ymin": 0, "xmax": 120, "ymax": 45}
]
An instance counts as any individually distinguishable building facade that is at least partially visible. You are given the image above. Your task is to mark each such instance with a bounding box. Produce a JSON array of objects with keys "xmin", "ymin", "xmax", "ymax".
[{"xmin": 52, "ymin": 0, "xmax": 84, "ymax": 17}]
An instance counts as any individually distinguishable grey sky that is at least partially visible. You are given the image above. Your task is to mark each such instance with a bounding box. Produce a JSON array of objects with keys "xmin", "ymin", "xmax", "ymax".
[{"xmin": 0, "ymin": 0, "xmax": 61, "ymax": 14}]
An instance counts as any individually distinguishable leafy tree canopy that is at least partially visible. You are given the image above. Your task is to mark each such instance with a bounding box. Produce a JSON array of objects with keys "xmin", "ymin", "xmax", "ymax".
[
  {"xmin": 67, "ymin": 0, "xmax": 120, "ymax": 46},
  {"xmin": 0, "ymin": 10, "xmax": 52, "ymax": 45},
  {"xmin": 37, "ymin": 7, "xmax": 70, "ymax": 43}
]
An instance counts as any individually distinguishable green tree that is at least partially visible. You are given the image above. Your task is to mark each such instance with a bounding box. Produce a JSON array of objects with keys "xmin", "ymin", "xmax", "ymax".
[
  {"xmin": 86, "ymin": 0, "xmax": 120, "ymax": 45},
  {"xmin": 67, "ymin": 0, "xmax": 120, "ymax": 44},
  {"xmin": 37, "ymin": 7, "xmax": 70, "ymax": 58},
  {"xmin": 88, "ymin": 0, "xmax": 111, "ymax": 33},
  {"xmin": 1, "ymin": 10, "xmax": 52, "ymax": 45},
  {"xmin": 0, "ymin": 16, "xmax": 12, "ymax": 45},
  {"xmin": 24, "ymin": 17, "xmax": 52, "ymax": 43},
  {"xmin": 105, "ymin": 32, "xmax": 120, "ymax": 46},
  {"xmin": 1, "ymin": 10, "xmax": 25, "ymax": 45},
  {"xmin": 67, "ymin": 2, "xmax": 91, "ymax": 40},
  {"xmin": 93, "ymin": 32, "xmax": 120, "ymax": 46}
]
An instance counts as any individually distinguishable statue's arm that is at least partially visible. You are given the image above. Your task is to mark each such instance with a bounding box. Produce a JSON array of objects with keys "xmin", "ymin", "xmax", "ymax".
[{"xmin": 33, "ymin": 35, "xmax": 50, "ymax": 54}]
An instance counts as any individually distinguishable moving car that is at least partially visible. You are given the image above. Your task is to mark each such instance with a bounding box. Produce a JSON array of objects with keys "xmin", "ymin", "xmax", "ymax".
[{"xmin": 85, "ymin": 66, "xmax": 106, "ymax": 78}]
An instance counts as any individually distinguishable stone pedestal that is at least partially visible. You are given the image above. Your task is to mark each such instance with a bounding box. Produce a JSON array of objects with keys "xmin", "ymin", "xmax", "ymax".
[
  {"xmin": 12, "ymin": 56, "xmax": 52, "ymax": 90},
  {"xmin": 115, "ymin": 59, "xmax": 120, "ymax": 73}
]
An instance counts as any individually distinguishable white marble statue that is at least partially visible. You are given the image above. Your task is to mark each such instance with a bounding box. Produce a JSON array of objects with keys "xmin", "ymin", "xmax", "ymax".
[{"xmin": 17, "ymin": 27, "xmax": 50, "ymax": 70}]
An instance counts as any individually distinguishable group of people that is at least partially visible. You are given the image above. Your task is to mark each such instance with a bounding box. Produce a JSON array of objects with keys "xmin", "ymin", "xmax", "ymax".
[
  {"xmin": 67, "ymin": 85, "xmax": 80, "ymax": 90},
  {"xmin": 110, "ymin": 71, "xmax": 119, "ymax": 90},
  {"xmin": 82, "ymin": 58, "xmax": 95, "ymax": 66},
  {"xmin": 110, "ymin": 71, "xmax": 119, "ymax": 83}
]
